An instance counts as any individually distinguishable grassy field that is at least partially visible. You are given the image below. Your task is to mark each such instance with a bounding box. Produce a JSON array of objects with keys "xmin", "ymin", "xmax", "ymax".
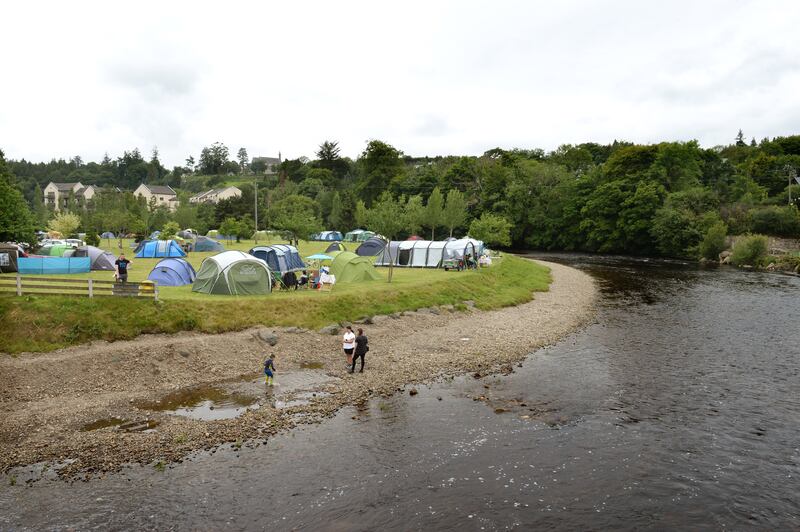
[{"xmin": 0, "ymin": 240, "xmax": 551, "ymax": 354}]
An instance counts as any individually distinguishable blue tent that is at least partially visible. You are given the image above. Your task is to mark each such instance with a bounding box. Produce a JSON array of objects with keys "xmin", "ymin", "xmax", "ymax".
[
  {"xmin": 249, "ymin": 244, "xmax": 306, "ymax": 275},
  {"xmin": 100, "ymin": 232, "xmax": 116, "ymax": 239},
  {"xmin": 314, "ymin": 231, "xmax": 343, "ymax": 241},
  {"xmin": 193, "ymin": 236, "xmax": 225, "ymax": 252},
  {"xmin": 135, "ymin": 239, "xmax": 186, "ymax": 258},
  {"xmin": 147, "ymin": 258, "xmax": 196, "ymax": 286}
]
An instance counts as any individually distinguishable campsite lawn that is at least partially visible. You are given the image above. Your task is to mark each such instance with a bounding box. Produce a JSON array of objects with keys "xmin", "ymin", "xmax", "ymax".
[{"xmin": 0, "ymin": 246, "xmax": 551, "ymax": 354}]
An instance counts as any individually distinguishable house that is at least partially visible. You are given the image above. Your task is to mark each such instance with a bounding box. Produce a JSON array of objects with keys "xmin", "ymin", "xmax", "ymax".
[
  {"xmin": 134, "ymin": 184, "xmax": 179, "ymax": 211},
  {"xmin": 251, "ymin": 153, "xmax": 282, "ymax": 174},
  {"xmin": 189, "ymin": 186, "xmax": 242, "ymax": 205},
  {"xmin": 43, "ymin": 182, "xmax": 100, "ymax": 211}
]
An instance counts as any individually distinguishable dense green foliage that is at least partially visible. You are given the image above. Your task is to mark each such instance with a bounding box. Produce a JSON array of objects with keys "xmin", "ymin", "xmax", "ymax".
[
  {"xmin": 730, "ymin": 234, "xmax": 769, "ymax": 267},
  {"xmin": 0, "ymin": 151, "xmax": 36, "ymax": 244},
  {"xmin": 3, "ymin": 132, "xmax": 799, "ymax": 258},
  {"xmin": 698, "ymin": 222, "xmax": 728, "ymax": 260}
]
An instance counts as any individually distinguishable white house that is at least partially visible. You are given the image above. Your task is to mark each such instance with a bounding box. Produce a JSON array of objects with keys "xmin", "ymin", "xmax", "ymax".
[
  {"xmin": 43, "ymin": 182, "xmax": 100, "ymax": 211},
  {"xmin": 134, "ymin": 184, "xmax": 179, "ymax": 211},
  {"xmin": 251, "ymin": 154, "xmax": 282, "ymax": 174},
  {"xmin": 189, "ymin": 186, "xmax": 242, "ymax": 204}
]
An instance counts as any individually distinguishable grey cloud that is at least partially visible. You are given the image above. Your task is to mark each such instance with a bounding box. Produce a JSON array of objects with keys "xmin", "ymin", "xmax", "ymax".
[
  {"xmin": 414, "ymin": 115, "xmax": 450, "ymax": 137},
  {"xmin": 106, "ymin": 61, "xmax": 199, "ymax": 99}
]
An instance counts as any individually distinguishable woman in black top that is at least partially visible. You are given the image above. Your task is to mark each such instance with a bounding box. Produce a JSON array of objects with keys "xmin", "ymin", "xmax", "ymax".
[{"xmin": 349, "ymin": 328, "xmax": 369, "ymax": 373}]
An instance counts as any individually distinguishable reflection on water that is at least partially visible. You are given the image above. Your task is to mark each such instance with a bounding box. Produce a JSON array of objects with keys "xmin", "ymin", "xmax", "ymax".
[{"xmin": 1, "ymin": 253, "xmax": 799, "ymax": 530}]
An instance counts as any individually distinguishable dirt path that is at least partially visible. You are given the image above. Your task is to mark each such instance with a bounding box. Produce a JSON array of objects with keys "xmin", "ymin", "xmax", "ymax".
[{"xmin": 0, "ymin": 260, "xmax": 597, "ymax": 477}]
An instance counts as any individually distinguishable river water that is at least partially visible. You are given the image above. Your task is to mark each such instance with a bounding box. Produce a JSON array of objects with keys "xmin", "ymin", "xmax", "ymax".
[{"xmin": 1, "ymin": 254, "xmax": 799, "ymax": 530}]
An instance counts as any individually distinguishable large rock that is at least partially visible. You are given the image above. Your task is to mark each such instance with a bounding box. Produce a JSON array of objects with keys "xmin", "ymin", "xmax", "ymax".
[
  {"xmin": 319, "ymin": 324, "xmax": 340, "ymax": 335},
  {"xmin": 257, "ymin": 329, "xmax": 278, "ymax": 346}
]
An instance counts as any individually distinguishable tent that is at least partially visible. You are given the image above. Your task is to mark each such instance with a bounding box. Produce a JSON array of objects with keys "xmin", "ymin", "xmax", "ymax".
[
  {"xmin": 0, "ymin": 243, "xmax": 19, "ymax": 273},
  {"xmin": 134, "ymin": 240, "xmax": 186, "ymax": 258},
  {"xmin": 149, "ymin": 230, "xmax": 161, "ymax": 240},
  {"xmin": 206, "ymin": 230, "xmax": 220, "ymax": 238},
  {"xmin": 249, "ymin": 245, "xmax": 306, "ymax": 275},
  {"xmin": 73, "ymin": 246, "xmax": 117, "ymax": 271},
  {"xmin": 17, "ymin": 257, "xmax": 90, "ymax": 274},
  {"xmin": 314, "ymin": 231, "xmax": 343, "ymax": 241},
  {"xmin": 147, "ymin": 258, "xmax": 196, "ymax": 286},
  {"xmin": 100, "ymin": 232, "xmax": 116, "ymax": 239},
  {"xmin": 177, "ymin": 229, "xmax": 196, "ymax": 239},
  {"xmin": 38, "ymin": 244, "xmax": 71, "ymax": 257},
  {"xmin": 193, "ymin": 236, "xmax": 225, "ymax": 252},
  {"xmin": 325, "ymin": 241, "xmax": 346, "ymax": 253},
  {"xmin": 343, "ymin": 229, "xmax": 375, "ymax": 242},
  {"xmin": 374, "ymin": 238, "xmax": 483, "ymax": 268},
  {"xmin": 328, "ymin": 251, "xmax": 382, "ymax": 282},
  {"xmin": 354, "ymin": 236, "xmax": 386, "ymax": 257},
  {"xmin": 192, "ymin": 251, "xmax": 272, "ymax": 295}
]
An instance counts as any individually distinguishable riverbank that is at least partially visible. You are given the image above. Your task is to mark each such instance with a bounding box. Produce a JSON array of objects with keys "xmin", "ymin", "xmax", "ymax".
[{"xmin": 0, "ymin": 260, "xmax": 597, "ymax": 478}]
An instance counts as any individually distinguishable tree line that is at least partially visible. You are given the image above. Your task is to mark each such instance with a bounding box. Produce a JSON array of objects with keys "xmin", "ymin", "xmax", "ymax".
[{"xmin": 2, "ymin": 130, "xmax": 799, "ymax": 259}]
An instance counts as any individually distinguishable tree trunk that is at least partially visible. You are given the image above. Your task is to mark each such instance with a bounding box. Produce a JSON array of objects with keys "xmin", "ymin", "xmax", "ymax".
[
  {"xmin": 387, "ymin": 239, "xmax": 394, "ymax": 283},
  {"xmin": 431, "ymin": 228, "xmax": 435, "ymax": 240},
  {"xmin": 449, "ymin": 227, "xmax": 453, "ymax": 238}
]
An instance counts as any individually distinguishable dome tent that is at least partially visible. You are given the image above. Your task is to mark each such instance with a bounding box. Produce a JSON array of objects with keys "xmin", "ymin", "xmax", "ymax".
[
  {"xmin": 134, "ymin": 239, "xmax": 186, "ymax": 258},
  {"xmin": 100, "ymin": 232, "xmax": 116, "ymax": 239},
  {"xmin": 249, "ymin": 245, "xmax": 305, "ymax": 275},
  {"xmin": 325, "ymin": 241, "xmax": 346, "ymax": 253},
  {"xmin": 73, "ymin": 246, "xmax": 116, "ymax": 271},
  {"xmin": 38, "ymin": 244, "xmax": 71, "ymax": 257},
  {"xmin": 192, "ymin": 251, "xmax": 272, "ymax": 295},
  {"xmin": 343, "ymin": 229, "xmax": 375, "ymax": 242},
  {"xmin": 193, "ymin": 236, "xmax": 225, "ymax": 252},
  {"xmin": 147, "ymin": 258, "xmax": 196, "ymax": 286},
  {"xmin": 354, "ymin": 236, "xmax": 386, "ymax": 257},
  {"xmin": 314, "ymin": 231, "xmax": 343, "ymax": 241},
  {"xmin": 177, "ymin": 229, "xmax": 196, "ymax": 239},
  {"xmin": 328, "ymin": 251, "xmax": 382, "ymax": 283}
]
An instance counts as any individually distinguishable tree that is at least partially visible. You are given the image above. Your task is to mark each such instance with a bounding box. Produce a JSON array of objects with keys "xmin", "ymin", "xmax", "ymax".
[
  {"xmin": 362, "ymin": 191, "xmax": 405, "ymax": 282},
  {"xmin": 0, "ymin": 152, "xmax": 36, "ymax": 244},
  {"xmin": 32, "ymin": 183, "xmax": 50, "ymax": 226},
  {"xmin": 736, "ymin": 129, "xmax": 746, "ymax": 147},
  {"xmin": 85, "ymin": 229, "xmax": 100, "ymax": 247},
  {"xmin": 403, "ymin": 194, "xmax": 425, "ymax": 236},
  {"xmin": 442, "ymin": 188, "xmax": 468, "ymax": 237},
  {"xmin": 199, "ymin": 142, "xmax": 230, "ymax": 174},
  {"xmin": 468, "ymin": 213, "xmax": 512, "ymax": 247},
  {"xmin": 160, "ymin": 221, "xmax": 180, "ymax": 240},
  {"xmin": 424, "ymin": 187, "xmax": 444, "ymax": 240},
  {"xmin": 356, "ymin": 140, "xmax": 405, "ymax": 205},
  {"xmin": 698, "ymin": 221, "xmax": 728, "ymax": 260},
  {"xmin": 328, "ymin": 191, "xmax": 343, "ymax": 229},
  {"xmin": 48, "ymin": 212, "xmax": 81, "ymax": 237},
  {"xmin": 237, "ymin": 148, "xmax": 249, "ymax": 174},
  {"xmin": 317, "ymin": 140, "xmax": 341, "ymax": 162},
  {"xmin": 185, "ymin": 155, "xmax": 195, "ymax": 173},
  {"xmin": 219, "ymin": 217, "xmax": 239, "ymax": 243},
  {"xmin": 271, "ymin": 195, "xmax": 323, "ymax": 245}
]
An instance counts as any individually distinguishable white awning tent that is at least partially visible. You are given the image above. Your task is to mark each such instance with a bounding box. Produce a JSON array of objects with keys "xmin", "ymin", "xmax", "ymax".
[{"xmin": 374, "ymin": 238, "xmax": 483, "ymax": 268}]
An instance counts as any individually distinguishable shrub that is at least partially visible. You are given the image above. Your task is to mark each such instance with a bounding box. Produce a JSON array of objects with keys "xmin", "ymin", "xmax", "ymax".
[
  {"xmin": 730, "ymin": 234, "xmax": 769, "ymax": 267},
  {"xmin": 85, "ymin": 230, "xmax": 100, "ymax": 247},
  {"xmin": 698, "ymin": 222, "xmax": 727, "ymax": 260},
  {"xmin": 749, "ymin": 206, "xmax": 800, "ymax": 237}
]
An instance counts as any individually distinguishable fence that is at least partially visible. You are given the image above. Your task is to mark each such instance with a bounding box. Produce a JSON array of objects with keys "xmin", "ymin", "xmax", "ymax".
[{"xmin": 0, "ymin": 275, "xmax": 158, "ymax": 300}]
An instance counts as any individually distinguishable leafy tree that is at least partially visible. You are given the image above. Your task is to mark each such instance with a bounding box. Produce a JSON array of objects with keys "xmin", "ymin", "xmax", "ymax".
[
  {"xmin": 173, "ymin": 202, "xmax": 199, "ymax": 230},
  {"xmin": 403, "ymin": 194, "xmax": 425, "ymax": 236},
  {"xmin": 731, "ymin": 234, "xmax": 768, "ymax": 266},
  {"xmin": 237, "ymin": 148, "xmax": 249, "ymax": 174},
  {"xmin": 424, "ymin": 187, "xmax": 444, "ymax": 240},
  {"xmin": 0, "ymin": 152, "xmax": 36, "ymax": 243},
  {"xmin": 48, "ymin": 212, "xmax": 81, "ymax": 237},
  {"xmin": 442, "ymin": 188, "xmax": 468, "ymax": 237},
  {"xmin": 271, "ymin": 195, "xmax": 322, "ymax": 245},
  {"xmin": 356, "ymin": 140, "xmax": 404, "ymax": 205},
  {"xmin": 328, "ymin": 191, "xmax": 343, "ymax": 229},
  {"xmin": 199, "ymin": 142, "xmax": 230, "ymax": 175},
  {"xmin": 32, "ymin": 183, "xmax": 50, "ymax": 226},
  {"xmin": 236, "ymin": 215, "xmax": 255, "ymax": 242},
  {"xmin": 316, "ymin": 140, "xmax": 349, "ymax": 178},
  {"xmin": 85, "ymin": 230, "xmax": 100, "ymax": 247},
  {"xmin": 160, "ymin": 221, "xmax": 180, "ymax": 240},
  {"xmin": 468, "ymin": 213, "xmax": 512, "ymax": 247},
  {"xmin": 362, "ymin": 192, "xmax": 405, "ymax": 282},
  {"xmin": 698, "ymin": 221, "xmax": 728, "ymax": 260},
  {"xmin": 749, "ymin": 205, "xmax": 800, "ymax": 237},
  {"xmin": 219, "ymin": 217, "xmax": 239, "ymax": 243},
  {"xmin": 185, "ymin": 155, "xmax": 195, "ymax": 173}
]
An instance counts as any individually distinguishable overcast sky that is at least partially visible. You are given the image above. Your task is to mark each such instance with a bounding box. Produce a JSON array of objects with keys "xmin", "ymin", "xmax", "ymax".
[{"xmin": 1, "ymin": 0, "xmax": 798, "ymax": 167}]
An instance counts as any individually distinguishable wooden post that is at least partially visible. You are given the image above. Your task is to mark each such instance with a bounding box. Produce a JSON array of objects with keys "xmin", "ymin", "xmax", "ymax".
[
  {"xmin": 154, "ymin": 284, "xmax": 159, "ymax": 302},
  {"xmin": 16, "ymin": 274, "xmax": 22, "ymax": 296},
  {"xmin": 88, "ymin": 278, "xmax": 93, "ymax": 298}
]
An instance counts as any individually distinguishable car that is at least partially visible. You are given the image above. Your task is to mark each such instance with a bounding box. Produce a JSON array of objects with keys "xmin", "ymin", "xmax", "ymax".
[{"xmin": 65, "ymin": 238, "xmax": 85, "ymax": 247}]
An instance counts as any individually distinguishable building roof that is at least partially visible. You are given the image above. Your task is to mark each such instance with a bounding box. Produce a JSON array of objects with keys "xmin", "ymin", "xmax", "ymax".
[
  {"xmin": 50, "ymin": 182, "xmax": 80, "ymax": 192},
  {"xmin": 140, "ymin": 184, "xmax": 177, "ymax": 195},
  {"xmin": 252, "ymin": 156, "xmax": 281, "ymax": 165}
]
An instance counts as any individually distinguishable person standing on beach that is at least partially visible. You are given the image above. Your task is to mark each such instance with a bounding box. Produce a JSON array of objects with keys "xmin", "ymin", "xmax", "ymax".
[
  {"xmin": 349, "ymin": 328, "xmax": 369, "ymax": 373},
  {"xmin": 343, "ymin": 326, "xmax": 356, "ymax": 366},
  {"xmin": 264, "ymin": 355, "xmax": 276, "ymax": 386}
]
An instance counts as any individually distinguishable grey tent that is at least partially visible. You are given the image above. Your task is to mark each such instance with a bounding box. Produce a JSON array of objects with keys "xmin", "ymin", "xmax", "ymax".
[
  {"xmin": 73, "ymin": 246, "xmax": 117, "ymax": 271},
  {"xmin": 325, "ymin": 241, "xmax": 347, "ymax": 253},
  {"xmin": 354, "ymin": 236, "xmax": 386, "ymax": 257},
  {"xmin": 0, "ymin": 243, "xmax": 19, "ymax": 273}
]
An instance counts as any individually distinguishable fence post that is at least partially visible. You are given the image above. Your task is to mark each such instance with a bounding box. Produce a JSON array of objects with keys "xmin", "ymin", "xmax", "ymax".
[
  {"xmin": 88, "ymin": 278, "xmax": 93, "ymax": 298},
  {"xmin": 154, "ymin": 284, "xmax": 159, "ymax": 302},
  {"xmin": 16, "ymin": 274, "xmax": 22, "ymax": 296}
]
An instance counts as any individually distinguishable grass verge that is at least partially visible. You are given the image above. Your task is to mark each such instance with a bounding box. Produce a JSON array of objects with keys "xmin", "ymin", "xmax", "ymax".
[{"xmin": 0, "ymin": 256, "xmax": 550, "ymax": 355}]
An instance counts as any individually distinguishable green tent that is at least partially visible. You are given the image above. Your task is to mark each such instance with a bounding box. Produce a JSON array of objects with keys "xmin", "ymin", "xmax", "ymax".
[
  {"xmin": 192, "ymin": 251, "xmax": 273, "ymax": 295},
  {"xmin": 328, "ymin": 251, "xmax": 382, "ymax": 283},
  {"xmin": 39, "ymin": 244, "xmax": 71, "ymax": 256}
]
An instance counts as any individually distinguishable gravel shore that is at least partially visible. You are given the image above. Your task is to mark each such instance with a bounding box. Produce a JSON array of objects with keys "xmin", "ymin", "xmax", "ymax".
[{"xmin": 0, "ymin": 260, "xmax": 597, "ymax": 478}]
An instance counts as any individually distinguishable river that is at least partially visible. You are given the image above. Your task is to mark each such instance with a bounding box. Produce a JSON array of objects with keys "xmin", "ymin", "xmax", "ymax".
[{"xmin": 1, "ymin": 254, "xmax": 798, "ymax": 530}]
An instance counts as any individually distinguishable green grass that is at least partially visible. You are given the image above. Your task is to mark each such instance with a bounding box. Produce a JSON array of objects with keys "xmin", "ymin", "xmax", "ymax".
[{"xmin": 0, "ymin": 248, "xmax": 551, "ymax": 354}]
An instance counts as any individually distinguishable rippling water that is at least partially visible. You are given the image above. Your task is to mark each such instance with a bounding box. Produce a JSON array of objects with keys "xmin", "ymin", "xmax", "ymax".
[{"xmin": 1, "ymin": 255, "xmax": 799, "ymax": 530}]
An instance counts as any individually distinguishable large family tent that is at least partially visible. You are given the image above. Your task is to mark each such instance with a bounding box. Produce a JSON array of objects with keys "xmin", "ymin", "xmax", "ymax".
[
  {"xmin": 343, "ymin": 229, "xmax": 375, "ymax": 242},
  {"xmin": 354, "ymin": 236, "xmax": 386, "ymax": 257},
  {"xmin": 374, "ymin": 238, "xmax": 484, "ymax": 268},
  {"xmin": 193, "ymin": 236, "xmax": 225, "ymax": 252},
  {"xmin": 325, "ymin": 241, "xmax": 346, "ymax": 253},
  {"xmin": 314, "ymin": 231, "xmax": 343, "ymax": 241},
  {"xmin": 192, "ymin": 251, "xmax": 272, "ymax": 295},
  {"xmin": 38, "ymin": 244, "xmax": 72, "ymax": 257},
  {"xmin": 17, "ymin": 257, "xmax": 90, "ymax": 274},
  {"xmin": 328, "ymin": 251, "xmax": 381, "ymax": 283},
  {"xmin": 100, "ymin": 231, "xmax": 116, "ymax": 239},
  {"xmin": 73, "ymin": 246, "xmax": 116, "ymax": 271},
  {"xmin": 0, "ymin": 243, "xmax": 19, "ymax": 273},
  {"xmin": 134, "ymin": 239, "xmax": 186, "ymax": 258},
  {"xmin": 147, "ymin": 258, "xmax": 196, "ymax": 286},
  {"xmin": 249, "ymin": 245, "xmax": 306, "ymax": 276}
]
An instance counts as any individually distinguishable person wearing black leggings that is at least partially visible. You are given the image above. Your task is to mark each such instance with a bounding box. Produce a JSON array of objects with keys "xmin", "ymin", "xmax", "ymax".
[{"xmin": 349, "ymin": 328, "xmax": 369, "ymax": 373}]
